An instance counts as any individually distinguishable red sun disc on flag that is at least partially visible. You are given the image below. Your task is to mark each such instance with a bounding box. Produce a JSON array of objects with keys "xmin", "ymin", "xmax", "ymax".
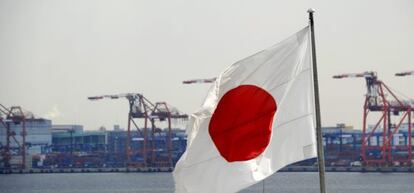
[{"xmin": 209, "ymin": 85, "xmax": 277, "ymax": 162}]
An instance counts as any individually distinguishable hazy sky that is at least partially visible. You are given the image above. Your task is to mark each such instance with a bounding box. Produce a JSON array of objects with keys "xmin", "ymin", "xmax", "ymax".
[{"xmin": 1, "ymin": 0, "xmax": 413, "ymax": 130}]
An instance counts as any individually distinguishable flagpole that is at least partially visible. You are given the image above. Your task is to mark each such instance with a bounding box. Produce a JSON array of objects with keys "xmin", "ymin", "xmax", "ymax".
[{"xmin": 308, "ymin": 8, "xmax": 327, "ymax": 193}]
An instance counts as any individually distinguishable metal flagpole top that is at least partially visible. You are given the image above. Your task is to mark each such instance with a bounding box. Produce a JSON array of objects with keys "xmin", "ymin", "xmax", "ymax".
[
  {"xmin": 307, "ymin": 8, "xmax": 316, "ymax": 13},
  {"xmin": 308, "ymin": 8, "xmax": 316, "ymax": 23}
]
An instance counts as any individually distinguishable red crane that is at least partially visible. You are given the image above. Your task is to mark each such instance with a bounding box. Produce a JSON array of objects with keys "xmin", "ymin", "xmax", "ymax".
[
  {"xmin": 89, "ymin": 93, "xmax": 151, "ymax": 167},
  {"xmin": 88, "ymin": 93, "xmax": 188, "ymax": 168},
  {"xmin": 0, "ymin": 104, "xmax": 27, "ymax": 170},
  {"xmin": 333, "ymin": 71, "xmax": 413, "ymax": 166}
]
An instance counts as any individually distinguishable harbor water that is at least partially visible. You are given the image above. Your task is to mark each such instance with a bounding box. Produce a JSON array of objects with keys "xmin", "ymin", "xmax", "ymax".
[{"xmin": 0, "ymin": 172, "xmax": 413, "ymax": 193}]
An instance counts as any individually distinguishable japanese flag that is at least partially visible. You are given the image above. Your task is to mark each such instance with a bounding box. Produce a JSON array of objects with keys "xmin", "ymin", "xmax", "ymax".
[{"xmin": 174, "ymin": 27, "xmax": 316, "ymax": 193}]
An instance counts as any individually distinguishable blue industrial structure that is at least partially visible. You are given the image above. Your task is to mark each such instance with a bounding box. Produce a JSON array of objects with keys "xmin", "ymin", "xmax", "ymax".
[
  {"xmin": 35, "ymin": 123, "xmax": 414, "ymax": 169},
  {"xmin": 42, "ymin": 128, "xmax": 187, "ymax": 168}
]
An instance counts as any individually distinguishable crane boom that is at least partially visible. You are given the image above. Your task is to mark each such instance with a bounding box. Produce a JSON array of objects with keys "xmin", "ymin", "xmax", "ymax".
[
  {"xmin": 88, "ymin": 93, "xmax": 142, "ymax": 100},
  {"xmin": 182, "ymin": 78, "xmax": 216, "ymax": 84},
  {"xmin": 395, "ymin": 71, "xmax": 414, "ymax": 76},
  {"xmin": 333, "ymin": 71, "xmax": 379, "ymax": 105},
  {"xmin": 332, "ymin": 71, "xmax": 376, "ymax": 79}
]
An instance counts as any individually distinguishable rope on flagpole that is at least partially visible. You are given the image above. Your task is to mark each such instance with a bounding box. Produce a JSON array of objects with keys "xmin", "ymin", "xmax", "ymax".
[{"xmin": 308, "ymin": 8, "xmax": 327, "ymax": 193}]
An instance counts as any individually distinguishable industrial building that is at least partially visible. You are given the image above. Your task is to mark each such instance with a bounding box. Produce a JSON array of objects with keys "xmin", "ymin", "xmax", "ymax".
[
  {"xmin": 52, "ymin": 125, "xmax": 107, "ymax": 153},
  {"xmin": 45, "ymin": 125, "xmax": 187, "ymax": 168},
  {"xmin": 0, "ymin": 118, "xmax": 52, "ymax": 148}
]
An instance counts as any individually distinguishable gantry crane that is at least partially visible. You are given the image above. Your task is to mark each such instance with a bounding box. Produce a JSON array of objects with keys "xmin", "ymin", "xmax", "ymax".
[
  {"xmin": 89, "ymin": 93, "xmax": 151, "ymax": 167},
  {"xmin": 333, "ymin": 71, "xmax": 413, "ymax": 166},
  {"xmin": 88, "ymin": 93, "xmax": 188, "ymax": 168},
  {"xmin": 0, "ymin": 104, "xmax": 27, "ymax": 170}
]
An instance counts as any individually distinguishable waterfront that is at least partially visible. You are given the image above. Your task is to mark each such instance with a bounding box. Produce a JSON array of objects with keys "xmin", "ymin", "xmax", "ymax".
[{"xmin": 0, "ymin": 172, "xmax": 413, "ymax": 193}]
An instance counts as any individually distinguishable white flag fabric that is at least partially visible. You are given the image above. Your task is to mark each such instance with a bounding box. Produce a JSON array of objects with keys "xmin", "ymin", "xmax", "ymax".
[{"xmin": 173, "ymin": 27, "xmax": 316, "ymax": 193}]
